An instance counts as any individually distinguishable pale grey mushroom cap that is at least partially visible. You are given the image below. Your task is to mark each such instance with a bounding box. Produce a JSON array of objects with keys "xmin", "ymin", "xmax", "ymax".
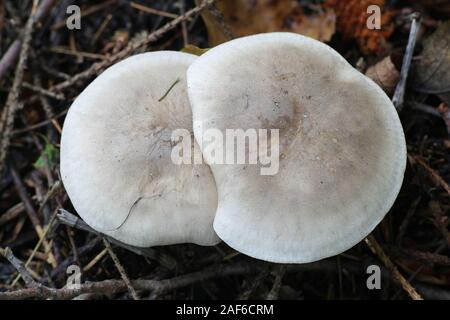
[
  {"xmin": 61, "ymin": 51, "xmax": 220, "ymax": 247},
  {"xmin": 187, "ymin": 33, "xmax": 406, "ymax": 263}
]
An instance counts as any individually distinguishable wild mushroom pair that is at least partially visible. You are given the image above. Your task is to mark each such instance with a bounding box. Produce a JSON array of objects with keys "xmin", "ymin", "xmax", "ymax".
[{"xmin": 61, "ymin": 33, "xmax": 406, "ymax": 264}]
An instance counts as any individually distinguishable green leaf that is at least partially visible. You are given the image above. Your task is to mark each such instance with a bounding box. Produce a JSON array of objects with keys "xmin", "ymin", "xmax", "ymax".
[
  {"xmin": 181, "ymin": 44, "xmax": 210, "ymax": 56},
  {"xmin": 33, "ymin": 140, "xmax": 58, "ymax": 169}
]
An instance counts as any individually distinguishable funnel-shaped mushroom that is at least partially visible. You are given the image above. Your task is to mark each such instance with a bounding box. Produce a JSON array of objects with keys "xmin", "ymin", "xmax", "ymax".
[
  {"xmin": 61, "ymin": 51, "xmax": 219, "ymax": 247},
  {"xmin": 187, "ymin": 33, "xmax": 406, "ymax": 263}
]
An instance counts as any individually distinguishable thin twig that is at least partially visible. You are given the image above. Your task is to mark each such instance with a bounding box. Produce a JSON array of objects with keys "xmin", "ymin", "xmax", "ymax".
[
  {"xmin": 36, "ymin": 181, "xmax": 62, "ymax": 217},
  {"xmin": 82, "ymin": 248, "xmax": 108, "ymax": 272},
  {"xmin": 41, "ymin": 64, "xmax": 70, "ymax": 80},
  {"xmin": 0, "ymin": 262, "xmax": 259, "ymax": 300},
  {"xmin": 158, "ymin": 78, "xmax": 181, "ymax": 101},
  {"xmin": 49, "ymin": 0, "xmax": 216, "ymax": 94},
  {"xmin": 0, "ymin": 0, "xmax": 57, "ymax": 81},
  {"xmin": 266, "ymin": 265, "xmax": 286, "ymax": 300},
  {"xmin": 51, "ymin": 0, "xmax": 118, "ymax": 30},
  {"xmin": 12, "ymin": 109, "xmax": 69, "ymax": 135},
  {"xmin": 0, "ymin": 199, "xmax": 36, "ymax": 226},
  {"xmin": 396, "ymin": 196, "xmax": 422, "ymax": 245},
  {"xmin": 50, "ymin": 238, "xmax": 102, "ymax": 280},
  {"xmin": 391, "ymin": 247, "xmax": 450, "ymax": 266},
  {"xmin": 179, "ymin": 0, "xmax": 189, "ymax": 46},
  {"xmin": 32, "ymin": 65, "xmax": 58, "ymax": 141},
  {"xmin": 0, "ymin": 206, "xmax": 23, "ymax": 226},
  {"xmin": 9, "ymin": 165, "xmax": 41, "ymax": 229},
  {"xmin": 48, "ymin": 46, "xmax": 107, "ymax": 60},
  {"xmin": 206, "ymin": 1, "xmax": 234, "ymax": 41},
  {"xmin": 429, "ymin": 201, "xmax": 450, "ymax": 248},
  {"xmin": 102, "ymin": 238, "xmax": 139, "ymax": 300},
  {"xmin": 0, "ymin": 1, "xmax": 39, "ymax": 174},
  {"xmin": 0, "ymin": 247, "xmax": 37, "ymax": 287},
  {"xmin": 392, "ymin": 244, "xmax": 446, "ymax": 300},
  {"xmin": 57, "ymin": 209, "xmax": 177, "ymax": 270},
  {"xmin": 11, "ymin": 209, "xmax": 59, "ymax": 287},
  {"xmin": 9, "ymin": 163, "xmax": 57, "ymax": 269},
  {"xmin": 412, "ymin": 155, "xmax": 450, "ymax": 197},
  {"xmin": 130, "ymin": 2, "xmax": 179, "ymax": 19},
  {"xmin": 392, "ymin": 13, "xmax": 422, "ymax": 111},
  {"xmin": 91, "ymin": 14, "xmax": 113, "ymax": 46},
  {"xmin": 365, "ymin": 235, "xmax": 423, "ymax": 300},
  {"xmin": 238, "ymin": 265, "xmax": 271, "ymax": 300},
  {"xmin": 22, "ymin": 82, "xmax": 65, "ymax": 100}
]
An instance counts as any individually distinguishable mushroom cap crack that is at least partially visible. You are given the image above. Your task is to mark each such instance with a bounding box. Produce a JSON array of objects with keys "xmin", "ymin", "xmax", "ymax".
[{"xmin": 61, "ymin": 51, "xmax": 219, "ymax": 247}]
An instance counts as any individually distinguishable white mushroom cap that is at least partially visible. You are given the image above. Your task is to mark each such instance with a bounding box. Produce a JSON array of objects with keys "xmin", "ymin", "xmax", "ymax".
[
  {"xmin": 61, "ymin": 51, "xmax": 220, "ymax": 247},
  {"xmin": 187, "ymin": 33, "xmax": 406, "ymax": 263}
]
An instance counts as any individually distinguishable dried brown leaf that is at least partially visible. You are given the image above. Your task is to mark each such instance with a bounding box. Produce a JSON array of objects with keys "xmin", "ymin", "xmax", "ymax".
[
  {"xmin": 200, "ymin": 0, "xmax": 336, "ymax": 46},
  {"xmin": 412, "ymin": 21, "xmax": 450, "ymax": 100},
  {"xmin": 325, "ymin": 0, "xmax": 395, "ymax": 55},
  {"xmin": 366, "ymin": 56, "xmax": 400, "ymax": 94}
]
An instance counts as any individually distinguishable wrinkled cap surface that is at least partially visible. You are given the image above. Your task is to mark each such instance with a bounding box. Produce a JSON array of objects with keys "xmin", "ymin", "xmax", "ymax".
[
  {"xmin": 61, "ymin": 51, "xmax": 219, "ymax": 247},
  {"xmin": 187, "ymin": 33, "xmax": 406, "ymax": 263}
]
